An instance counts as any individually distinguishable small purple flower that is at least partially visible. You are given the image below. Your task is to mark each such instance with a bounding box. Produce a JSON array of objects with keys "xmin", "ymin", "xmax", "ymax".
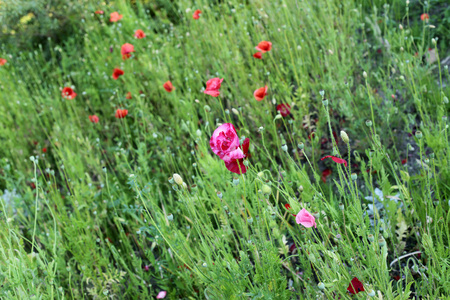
[{"xmin": 110, "ymin": 46, "xmax": 114, "ymax": 53}]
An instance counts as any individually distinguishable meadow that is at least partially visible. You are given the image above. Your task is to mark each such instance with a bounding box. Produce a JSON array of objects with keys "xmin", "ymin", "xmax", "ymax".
[{"xmin": 0, "ymin": 0, "xmax": 450, "ymax": 299}]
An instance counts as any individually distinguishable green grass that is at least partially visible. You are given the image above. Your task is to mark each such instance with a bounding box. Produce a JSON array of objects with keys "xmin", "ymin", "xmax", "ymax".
[{"xmin": 0, "ymin": 0, "xmax": 449, "ymax": 298}]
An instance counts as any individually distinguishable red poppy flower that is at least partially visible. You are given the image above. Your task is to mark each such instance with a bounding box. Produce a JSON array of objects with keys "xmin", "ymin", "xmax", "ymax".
[
  {"xmin": 0, "ymin": 58, "xmax": 7, "ymax": 66},
  {"xmin": 254, "ymin": 85, "xmax": 268, "ymax": 101},
  {"xmin": 163, "ymin": 81, "xmax": 174, "ymax": 92},
  {"xmin": 89, "ymin": 115, "xmax": 99, "ymax": 123},
  {"xmin": 95, "ymin": 10, "xmax": 104, "ymax": 14},
  {"xmin": 204, "ymin": 78, "xmax": 223, "ymax": 97},
  {"xmin": 121, "ymin": 43, "xmax": 135, "ymax": 60},
  {"xmin": 134, "ymin": 29, "xmax": 145, "ymax": 39},
  {"xmin": 115, "ymin": 109, "xmax": 128, "ymax": 119},
  {"xmin": 112, "ymin": 68, "xmax": 124, "ymax": 80},
  {"xmin": 224, "ymin": 138, "xmax": 250, "ymax": 175},
  {"xmin": 62, "ymin": 87, "xmax": 77, "ymax": 100},
  {"xmin": 347, "ymin": 277, "xmax": 364, "ymax": 294},
  {"xmin": 110, "ymin": 12, "xmax": 123, "ymax": 22},
  {"xmin": 276, "ymin": 103, "xmax": 291, "ymax": 117},
  {"xmin": 253, "ymin": 52, "xmax": 262, "ymax": 59},
  {"xmin": 321, "ymin": 169, "xmax": 332, "ymax": 183},
  {"xmin": 401, "ymin": 158, "xmax": 407, "ymax": 165},
  {"xmin": 42, "ymin": 148, "xmax": 47, "ymax": 153},
  {"xmin": 420, "ymin": 13, "xmax": 429, "ymax": 21},
  {"xmin": 321, "ymin": 155, "xmax": 348, "ymax": 167},
  {"xmin": 193, "ymin": 9, "xmax": 201, "ymax": 19},
  {"xmin": 255, "ymin": 41, "xmax": 272, "ymax": 53}
]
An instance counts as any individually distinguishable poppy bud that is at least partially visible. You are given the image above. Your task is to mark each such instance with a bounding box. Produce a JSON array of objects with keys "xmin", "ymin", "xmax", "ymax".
[
  {"xmin": 232, "ymin": 108, "xmax": 239, "ymax": 115},
  {"xmin": 340, "ymin": 131, "xmax": 349, "ymax": 144},
  {"xmin": 319, "ymin": 90, "xmax": 325, "ymax": 98},
  {"xmin": 339, "ymin": 203, "xmax": 344, "ymax": 210},
  {"xmin": 173, "ymin": 173, "xmax": 183, "ymax": 185},
  {"xmin": 378, "ymin": 237, "xmax": 386, "ymax": 247},
  {"xmin": 204, "ymin": 105, "xmax": 211, "ymax": 112},
  {"xmin": 443, "ymin": 97, "xmax": 448, "ymax": 104},
  {"xmin": 322, "ymin": 99, "xmax": 328, "ymax": 106},
  {"xmin": 431, "ymin": 38, "xmax": 436, "ymax": 45},
  {"xmin": 262, "ymin": 184, "xmax": 271, "ymax": 195},
  {"xmin": 365, "ymin": 120, "xmax": 373, "ymax": 127},
  {"xmin": 399, "ymin": 24, "xmax": 403, "ymax": 30},
  {"xmin": 363, "ymin": 71, "xmax": 368, "ymax": 78}
]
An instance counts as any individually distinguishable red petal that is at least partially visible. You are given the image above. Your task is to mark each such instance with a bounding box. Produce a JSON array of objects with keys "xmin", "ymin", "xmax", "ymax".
[{"xmin": 224, "ymin": 160, "xmax": 247, "ymax": 175}]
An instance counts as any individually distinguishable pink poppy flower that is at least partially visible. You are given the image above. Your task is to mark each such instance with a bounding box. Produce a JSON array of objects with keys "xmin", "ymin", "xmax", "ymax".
[
  {"xmin": 193, "ymin": 9, "xmax": 201, "ymax": 19},
  {"xmin": 0, "ymin": 58, "xmax": 7, "ymax": 66},
  {"xmin": 121, "ymin": 43, "xmax": 135, "ymax": 60},
  {"xmin": 89, "ymin": 115, "xmax": 99, "ymax": 123},
  {"xmin": 255, "ymin": 41, "xmax": 272, "ymax": 53},
  {"xmin": 204, "ymin": 78, "xmax": 223, "ymax": 97},
  {"xmin": 276, "ymin": 103, "xmax": 291, "ymax": 117},
  {"xmin": 134, "ymin": 29, "xmax": 145, "ymax": 39},
  {"xmin": 347, "ymin": 277, "xmax": 364, "ymax": 294},
  {"xmin": 163, "ymin": 81, "xmax": 174, "ymax": 92},
  {"xmin": 110, "ymin": 12, "xmax": 123, "ymax": 22},
  {"xmin": 112, "ymin": 68, "xmax": 124, "ymax": 80},
  {"xmin": 95, "ymin": 10, "xmax": 104, "ymax": 15},
  {"xmin": 320, "ymin": 155, "xmax": 348, "ymax": 167},
  {"xmin": 254, "ymin": 85, "xmax": 268, "ymax": 101},
  {"xmin": 156, "ymin": 291, "xmax": 167, "ymax": 299},
  {"xmin": 115, "ymin": 109, "xmax": 128, "ymax": 119},
  {"xmin": 62, "ymin": 87, "xmax": 77, "ymax": 100},
  {"xmin": 420, "ymin": 13, "xmax": 429, "ymax": 21},
  {"xmin": 224, "ymin": 138, "xmax": 249, "ymax": 174},
  {"xmin": 253, "ymin": 52, "xmax": 262, "ymax": 59},
  {"xmin": 210, "ymin": 123, "xmax": 244, "ymax": 162},
  {"xmin": 295, "ymin": 208, "xmax": 316, "ymax": 228}
]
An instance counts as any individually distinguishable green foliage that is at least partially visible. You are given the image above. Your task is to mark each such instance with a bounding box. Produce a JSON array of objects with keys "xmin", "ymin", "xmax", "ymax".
[{"xmin": 0, "ymin": 0, "xmax": 449, "ymax": 299}]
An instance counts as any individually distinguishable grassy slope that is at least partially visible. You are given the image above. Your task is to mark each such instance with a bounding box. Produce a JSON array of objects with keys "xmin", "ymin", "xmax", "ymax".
[{"xmin": 0, "ymin": 0, "xmax": 449, "ymax": 298}]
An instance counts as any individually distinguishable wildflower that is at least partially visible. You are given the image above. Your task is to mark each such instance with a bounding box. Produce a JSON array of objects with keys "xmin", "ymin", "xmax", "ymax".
[
  {"xmin": 193, "ymin": 9, "xmax": 201, "ymax": 19},
  {"xmin": 115, "ymin": 109, "xmax": 128, "ymax": 118},
  {"xmin": 255, "ymin": 41, "xmax": 272, "ymax": 53},
  {"xmin": 94, "ymin": 10, "xmax": 104, "ymax": 14},
  {"xmin": 61, "ymin": 87, "xmax": 77, "ymax": 100},
  {"xmin": 134, "ymin": 29, "xmax": 145, "ymax": 39},
  {"xmin": 401, "ymin": 158, "xmax": 407, "ymax": 165},
  {"xmin": 253, "ymin": 52, "xmax": 262, "ymax": 59},
  {"xmin": 110, "ymin": 12, "xmax": 123, "ymax": 22},
  {"xmin": 126, "ymin": 92, "xmax": 132, "ymax": 99},
  {"xmin": 173, "ymin": 173, "xmax": 183, "ymax": 185},
  {"xmin": 204, "ymin": 78, "xmax": 223, "ymax": 97},
  {"xmin": 276, "ymin": 103, "xmax": 291, "ymax": 117},
  {"xmin": 163, "ymin": 81, "xmax": 174, "ymax": 92},
  {"xmin": 0, "ymin": 58, "xmax": 7, "ymax": 66},
  {"xmin": 112, "ymin": 68, "xmax": 124, "ymax": 80},
  {"xmin": 89, "ymin": 115, "xmax": 99, "ymax": 123},
  {"xmin": 296, "ymin": 208, "xmax": 316, "ymax": 228},
  {"xmin": 42, "ymin": 148, "xmax": 47, "ymax": 153},
  {"xmin": 121, "ymin": 43, "xmax": 134, "ymax": 60},
  {"xmin": 420, "ymin": 13, "xmax": 429, "ymax": 21},
  {"xmin": 210, "ymin": 123, "xmax": 243, "ymax": 161},
  {"xmin": 224, "ymin": 138, "xmax": 249, "ymax": 174},
  {"xmin": 254, "ymin": 85, "xmax": 268, "ymax": 101},
  {"xmin": 320, "ymin": 155, "xmax": 348, "ymax": 167},
  {"xmin": 347, "ymin": 277, "xmax": 364, "ymax": 294},
  {"xmin": 321, "ymin": 169, "xmax": 332, "ymax": 183},
  {"xmin": 156, "ymin": 291, "xmax": 167, "ymax": 299}
]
